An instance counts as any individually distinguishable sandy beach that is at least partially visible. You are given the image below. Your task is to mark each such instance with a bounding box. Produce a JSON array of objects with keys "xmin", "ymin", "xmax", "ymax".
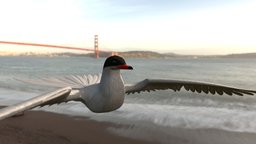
[
  {"xmin": 0, "ymin": 109, "xmax": 154, "ymax": 144},
  {"xmin": 1, "ymin": 109, "xmax": 256, "ymax": 144}
]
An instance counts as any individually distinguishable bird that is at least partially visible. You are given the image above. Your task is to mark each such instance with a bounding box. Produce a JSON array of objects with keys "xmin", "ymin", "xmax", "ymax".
[{"xmin": 0, "ymin": 55, "xmax": 256, "ymax": 120}]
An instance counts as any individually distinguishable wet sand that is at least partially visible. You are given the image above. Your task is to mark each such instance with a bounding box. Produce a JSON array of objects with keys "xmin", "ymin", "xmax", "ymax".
[
  {"xmin": 1, "ymin": 107, "xmax": 256, "ymax": 144},
  {"xmin": 0, "ymin": 109, "xmax": 152, "ymax": 144}
]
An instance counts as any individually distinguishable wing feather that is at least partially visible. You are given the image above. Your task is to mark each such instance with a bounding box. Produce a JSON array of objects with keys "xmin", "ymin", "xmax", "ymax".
[
  {"xmin": 0, "ymin": 87, "xmax": 72, "ymax": 120},
  {"xmin": 125, "ymin": 79, "xmax": 256, "ymax": 96},
  {"xmin": 17, "ymin": 74, "xmax": 101, "ymax": 88}
]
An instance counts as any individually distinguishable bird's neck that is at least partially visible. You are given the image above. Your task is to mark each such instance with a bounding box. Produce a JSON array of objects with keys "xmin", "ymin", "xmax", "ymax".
[{"xmin": 100, "ymin": 68, "xmax": 124, "ymax": 86}]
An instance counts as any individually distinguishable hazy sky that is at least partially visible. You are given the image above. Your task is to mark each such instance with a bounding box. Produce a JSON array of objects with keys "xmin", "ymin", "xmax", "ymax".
[{"xmin": 0, "ymin": 0, "xmax": 256, "ymax": 55}]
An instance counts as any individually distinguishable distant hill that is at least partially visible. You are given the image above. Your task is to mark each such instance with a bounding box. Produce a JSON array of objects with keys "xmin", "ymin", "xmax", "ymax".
[
  {"xmin": 86, "ymin": 51, "xmax": 169, "ymax": 58},
  {"xmin": 222, "ymin": 53, "xmax": 256, "ymax": 58},
  {"xmin": 119, "ymin": 51, "xmax": 163, "ymax": 58}
]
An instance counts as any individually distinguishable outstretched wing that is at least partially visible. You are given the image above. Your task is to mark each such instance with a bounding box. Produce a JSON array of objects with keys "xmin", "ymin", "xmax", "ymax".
[
  {"xmin": 0, "ymin": 87, "xmax": 72, "ymax": 120},
  {"xmin": 17, "ymin": 74, "xmax": 101, "ymax": 88},
  {"xmin": 125, "ymin": 79, "xmax": 256, "ymax": 96}
]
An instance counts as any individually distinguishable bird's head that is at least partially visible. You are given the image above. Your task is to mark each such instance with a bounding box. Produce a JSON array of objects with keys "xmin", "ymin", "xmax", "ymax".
[{"xmin": 103, "ymin": 55, "xmax": 133, "ymax": 70}]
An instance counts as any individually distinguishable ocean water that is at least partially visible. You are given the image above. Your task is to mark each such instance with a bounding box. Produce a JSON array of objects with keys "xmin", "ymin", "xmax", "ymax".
[{"xmin": 1, "ymin": 56, "xmax": 256, "ymax": 140}]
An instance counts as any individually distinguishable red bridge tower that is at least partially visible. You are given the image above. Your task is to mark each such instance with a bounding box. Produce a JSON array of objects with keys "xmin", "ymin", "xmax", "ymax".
[{"xmin": 94, "ymin": 35, "xmax": 99, "ymax": 59}]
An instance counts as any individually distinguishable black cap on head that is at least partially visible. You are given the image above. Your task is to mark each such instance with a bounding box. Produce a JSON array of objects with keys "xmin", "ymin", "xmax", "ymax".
[{"xmin": 103, "ymin": 55, "xmax": 126, "ymax": 68}]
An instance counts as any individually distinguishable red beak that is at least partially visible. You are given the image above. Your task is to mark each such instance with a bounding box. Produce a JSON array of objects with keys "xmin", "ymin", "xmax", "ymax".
[{"xmin": 116, "ymin": 64, "xmax": 133, "ymax": 70}]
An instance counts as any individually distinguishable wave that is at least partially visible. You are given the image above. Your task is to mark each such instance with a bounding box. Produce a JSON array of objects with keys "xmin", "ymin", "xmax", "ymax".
[
  {"xmin": 85, "ymin": 103, "xmax": 256, "ymax": 133},
  {"xmin": 43, "ymin": 100, "xmax": 256, "ymax": 133}
]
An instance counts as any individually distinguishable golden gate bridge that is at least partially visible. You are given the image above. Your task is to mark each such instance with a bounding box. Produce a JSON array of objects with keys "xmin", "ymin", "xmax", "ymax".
[{"xmin": 0, "ymin": 35, "xmax": 115, "ymax": 58}]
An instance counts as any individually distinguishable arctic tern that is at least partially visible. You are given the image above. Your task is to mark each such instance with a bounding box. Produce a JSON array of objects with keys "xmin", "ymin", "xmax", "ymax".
[{"xmin": 0, "ymin": 55, "xmax": 256, "ymax": 120}]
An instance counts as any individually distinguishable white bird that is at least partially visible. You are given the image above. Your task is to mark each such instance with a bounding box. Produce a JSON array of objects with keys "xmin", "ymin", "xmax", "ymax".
[{"xmin": 0, "ymin": 55, "xmax": 256, "ymax": 120}]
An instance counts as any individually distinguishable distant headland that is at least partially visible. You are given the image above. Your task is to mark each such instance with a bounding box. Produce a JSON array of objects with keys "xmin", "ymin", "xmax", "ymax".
[{"xmin": 1, "ymin": 51, "xmax": 256, "ymax": 58}]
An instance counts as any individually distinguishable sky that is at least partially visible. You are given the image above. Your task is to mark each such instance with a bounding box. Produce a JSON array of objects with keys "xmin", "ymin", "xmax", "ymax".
[{"xmin": 0, "ymin": 0, "xmax": 256, "ymax": 55}]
